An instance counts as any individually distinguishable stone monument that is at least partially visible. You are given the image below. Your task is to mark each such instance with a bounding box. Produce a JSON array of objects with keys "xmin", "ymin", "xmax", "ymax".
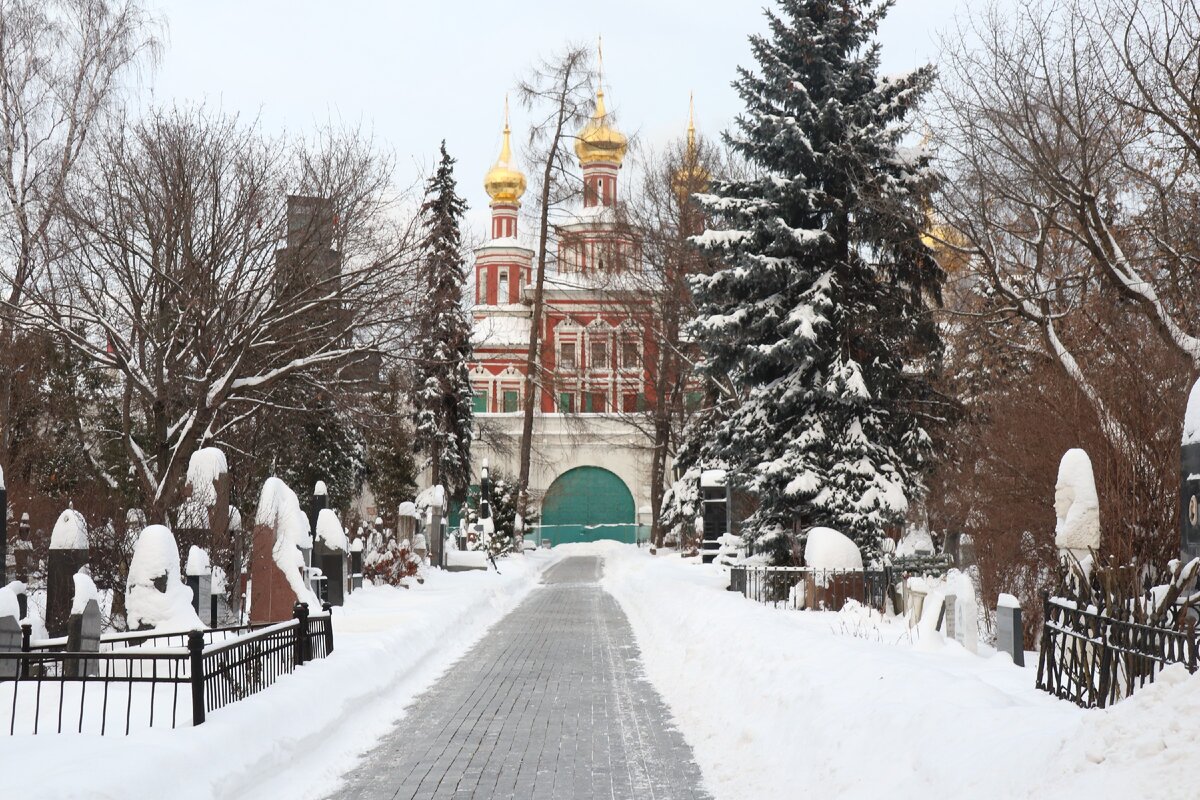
[
  {"xmin": 249, "ymin": 477, "xmax": 318, "ymax": 624},
  {"xmin": 46, "ymin": 508, "xmax": 89, "ymax": 637},
  {"xmin": 1054, "ymin": 448, "xmax": 1101, "ymax": 565}
]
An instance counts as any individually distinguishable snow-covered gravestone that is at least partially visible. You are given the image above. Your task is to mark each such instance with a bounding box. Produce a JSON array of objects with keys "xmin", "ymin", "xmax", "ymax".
[
  {"xmin": 249, "ymin": 477, "xmax": 318, "ymax": 624},
  {"xmin": 0, "ymin": 582, "xmax": 22, "ymax": 678},
  {"xmin": 127, "ymin": 525, "xmax": 203, "ymax": 632},
  {"xmin": 1053, "ymin": 449, "xmax": 1101, "ymax": 565},
  {"xmin": 942, "ymin": 570, "xmax": 978, "ymax": 654},
  {"xmin": 65, "ymin": 571, "xmax": 102, "ymax": 678},
  {"xmin": 176, "ymin": 448, "xmax": 231, "ymax": 555},
  {"xmin": 802, "ymin": 527, "xmax": 864, "ymax": 610},
  {"xmin": 315, "ymin": 508, "xmax": 347, "ymax": 606},
  {"xmin": 185, "ymin": 546, "xmax": 213, "ymax": 626},
  {"xmin": 995, "ymin": 593, "xmax": 1024, "ymax": 667},
  {"xmin": 1181, "ymin": 377, "xmax": 1200, "ymax": 561},
  {"xmin": 349, "ymin": 538, "xmax": 364, "ymax": 591},
  {"xmin": 46, "ymin": 508, "xmax": 89, "ymax": 637}
]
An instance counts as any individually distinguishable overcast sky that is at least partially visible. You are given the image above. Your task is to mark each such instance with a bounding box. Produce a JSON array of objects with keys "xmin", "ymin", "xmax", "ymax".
[{"xmin": 145, "ymin": 0, "xmax": 973, "ymax": 236}]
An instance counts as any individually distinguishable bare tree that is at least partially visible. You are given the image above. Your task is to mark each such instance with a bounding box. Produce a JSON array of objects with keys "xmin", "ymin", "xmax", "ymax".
[
  {"xmin": 511, "ymin": 44, "xmax": 592, "ymax": 529},
  {"xmin": 0, "ymin": 0, "xmax": 157, "ymax": 473},
  {"xmin": 8, "ymin": 106, "xmax": 419, "ymax": 522}
]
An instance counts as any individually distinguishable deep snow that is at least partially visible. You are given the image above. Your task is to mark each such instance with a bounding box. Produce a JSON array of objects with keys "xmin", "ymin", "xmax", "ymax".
[{"xmin": 4, "ymin": 550, "xmax": 562, "ymax": 800}]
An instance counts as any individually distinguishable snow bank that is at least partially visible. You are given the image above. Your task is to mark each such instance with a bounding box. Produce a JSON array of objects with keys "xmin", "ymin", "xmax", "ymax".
[
  {"xmin": 126, "ymin": 525, "xmax": 203, "ymax": 632},
  {"xmin": 803, "ymin": 527, "xmax": 863, "ymax": 570},
  {"xmin": 4, "ymin": 551, "xmax": 563, "ymax": 800},
  {"xmin": 597, "ymin": 542, "xmax": 1084, "ymax": 800},
  {"xmin": 256, "ymin": 477, "xmax": 318, "ymax": 609},
  {"xmin": 50, "ymin": 509, "xmax": 88, "ymax": 550},
  {"xmin": 1054, "ymin": 448, "xmax": 1100, "ymax": 554},
  {"xmin": 186, "ymin": 546, "xmax": 211, "ymax": 577},
  {"xmin": 316, "ymin": 508, "xmax": 347, "ymax": 552},
  {"xmin": 70, "ymin": 571, "xmax": 100, "ymax": 615}
]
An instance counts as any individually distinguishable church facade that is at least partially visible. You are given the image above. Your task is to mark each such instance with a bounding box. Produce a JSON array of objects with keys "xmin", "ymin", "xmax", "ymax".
[{"xmin": 467, "ymin": 84, "xmax": 666, "ymax": 545}]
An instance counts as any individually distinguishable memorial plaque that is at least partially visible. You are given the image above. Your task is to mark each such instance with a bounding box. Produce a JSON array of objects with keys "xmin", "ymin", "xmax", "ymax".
[
  {"xmin": 944, "ymin": 594, "xmax": 958, "ymax": 641},
  {"xmin": 65, "ymin": 599, "xmax": 102, "ymax": 678},
  {"xmin": 996, "ymin": 603, "xmax": 1024, "ymax": 667}
]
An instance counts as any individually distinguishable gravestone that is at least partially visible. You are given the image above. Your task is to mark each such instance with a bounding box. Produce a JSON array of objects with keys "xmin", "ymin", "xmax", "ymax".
[
  {"xmin": 349, "ymin": 539, "xmax": 363, "ymax": 591},
  {"xmin": 46, "ymin": 509, "xmax": 89, "ymax": 637},
  {"xmin": 699, "ymin": 470, "xmax": 728, "ymax": 564},
  {"xmin": 248, "ymin": 477, "xmax": 315, "ymax": 624},
  {"xmin": 996, "ymin": 594, "xmax": 1024, "ymax": 667},
  {"xmin": 943, "ymin": 593, "xmax": 958, "ymax": 640},
  {"xmin": 13, "ymin": 513, "xmax": 33, "ymax": 582},
  {"xmin": 64, "ymin": 599, "xmax": 101, "ymax": 678},
  {"xmin": 314, "ymin": 507, "xmax": 347, "ymax": 607},
  {"xmin": 0, "ymin": 614, "xmax": 20, "ymax": 679}
]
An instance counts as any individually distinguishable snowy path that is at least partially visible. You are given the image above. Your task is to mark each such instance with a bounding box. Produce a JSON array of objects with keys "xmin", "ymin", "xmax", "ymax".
[{"xmin": 330, "ymin": 556, "xmax": 711, "ymax": 800}]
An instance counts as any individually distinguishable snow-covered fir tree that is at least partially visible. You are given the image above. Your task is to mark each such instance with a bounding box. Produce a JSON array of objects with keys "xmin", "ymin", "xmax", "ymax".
[
  {"xmin": 688, "ymin": 0, "xmax": 945, "ymax": 563},
  {"xmin": 413, "ymin": 142, "xmax": 475, "ymax": 502}
]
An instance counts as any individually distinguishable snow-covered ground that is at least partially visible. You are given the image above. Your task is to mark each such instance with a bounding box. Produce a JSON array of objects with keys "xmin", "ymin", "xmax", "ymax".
[
  {"xmin": 586, "ymin": 541, "xmax": 1200, "ymax": 800},
  {"xmin": 4, "ymin": 550, "xmax": 561, "ymax": 800}
]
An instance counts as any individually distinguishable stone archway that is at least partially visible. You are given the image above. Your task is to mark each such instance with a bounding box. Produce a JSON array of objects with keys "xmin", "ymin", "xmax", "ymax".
[{"xmin": 540, "ymin": 466, "xmax": 636, "ymax": 546}]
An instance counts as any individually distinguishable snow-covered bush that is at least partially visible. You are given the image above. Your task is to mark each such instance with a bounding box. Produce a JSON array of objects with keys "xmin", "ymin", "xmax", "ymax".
[{"xmin": 362, "ymin": 538, "xmax": 421, "ymax": 586}]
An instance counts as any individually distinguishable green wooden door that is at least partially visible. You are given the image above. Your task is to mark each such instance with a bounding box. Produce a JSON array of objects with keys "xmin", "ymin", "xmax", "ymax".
[{"xmin": 540, "ymin": 466, "xmax": 636, "ymax": 545}]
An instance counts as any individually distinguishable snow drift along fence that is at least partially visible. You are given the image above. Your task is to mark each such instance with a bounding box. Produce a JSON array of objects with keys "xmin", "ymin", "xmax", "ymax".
[
  {"xmin": 731, "ymin": 565, "xmax": 891, "ymax": 613},
  {"xmin": 0, "ymin": 602, "xmax": 333, "ymax": 735},
  {"xmin": 1036, "ymin": 594, "xmax": 1198, "ymax": 708}
]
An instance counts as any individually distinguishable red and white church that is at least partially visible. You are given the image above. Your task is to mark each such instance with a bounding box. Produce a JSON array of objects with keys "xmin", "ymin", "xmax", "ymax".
[{"xmin": 467, "ymin": 83, "xmax": 665, "ymax": 544}]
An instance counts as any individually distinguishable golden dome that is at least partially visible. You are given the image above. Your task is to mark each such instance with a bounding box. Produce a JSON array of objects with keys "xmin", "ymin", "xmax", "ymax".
[
  {"xmin": 672, "ymin": 93, "xmax": 709, "ymax": 197},
  {"xmin": 484, "ymin": 104, "xmax": 526, "ymax": 203},
  {"xmin": 575, "ymin": 88, "xmax": 628, "ymax": 167}
]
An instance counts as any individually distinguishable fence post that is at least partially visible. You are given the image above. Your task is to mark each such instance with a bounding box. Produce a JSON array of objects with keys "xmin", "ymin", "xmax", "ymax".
[
  {"xmin": 1097, "ymin": 620, "xmax": 1112, "ymax": 709},
  {"xmin": 293, "ymin": 601, "xmax": 310, "ymax": 665},
  {"xmin": 1036, "ymin": 591, "xmax": 1052, "ymax": 692},
  {"xmin": 321, "ymin": 601, "xmax": 334, "ymax": 655},
  {"xmin": 1187, "ymin": 617, "xmax": 1198, "ymax": 675},
  {"xmin": 188, "ymin": 630, "xmax": 206, "ymax": 726},
  {"xmin": 19, "ymin": 622, "xmax": 31, "ymax": 679}
]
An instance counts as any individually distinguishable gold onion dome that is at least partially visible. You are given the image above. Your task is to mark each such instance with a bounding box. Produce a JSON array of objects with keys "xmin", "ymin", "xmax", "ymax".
[
  {"xmin": 672, "ymin": 94, "xmax": 710, "ymax": 195},
  {"xmin": 484, "ymin": 108, "xmax": 526, "ymax": 203},
  {"xmin": 575, "ymin": 88, "xmax": 628, "ymax": 167}
]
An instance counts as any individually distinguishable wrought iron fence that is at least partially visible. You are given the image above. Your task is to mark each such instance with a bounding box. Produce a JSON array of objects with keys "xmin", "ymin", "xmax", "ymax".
[
  {"xmin": 1036, "ymin": 594, "xmax": 1198, "ymax": 708},
  {"xmin": 730, "ymin": 565, "xmax": 892, "ymax": 613},
  {"xmin": 1, "ymin": 602, "xmax": 333, "ymax": 735}
]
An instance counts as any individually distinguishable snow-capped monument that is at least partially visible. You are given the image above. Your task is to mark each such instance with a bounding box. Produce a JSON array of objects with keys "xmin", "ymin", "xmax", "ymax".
[{"xmin": 1053, "ymin": 448, "xmax": 1100, "ymax": 563}]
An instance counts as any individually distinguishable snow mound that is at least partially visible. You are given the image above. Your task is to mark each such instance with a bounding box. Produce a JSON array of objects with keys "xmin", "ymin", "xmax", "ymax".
[
  {"xmin": 314, "ymin": 480, "xmax": 327, "ymax": 497},
  {"xmin": 1071, "ymin": 664, "xmax": 1200, "ymax": 779},
  {"xmin": 70, "ymin": 570, "xmax": 100, "ymax": 615},
  {"xmin": 895, "ymin": 526, "xmax": 934, "ymax": 557},
  {"xmin": 997, "ymin": 592, "xmax": 1021, "ymax": 609},
  {"xmin": 804, "ymin": 527, "xmax": 863, "ymax": 570},
  {"xmin": 415, "ymin": 485, "xmax": 445, "ymax": 511},
  {"xmin": 316, "ymin": 508, "xmax": 347, "ymax": 552},
  {"xmin": 255, "ymin": 477, "xmax": 319, "ymax": 608},
  {"xmin": 126, "ymin": 525, "xmax": 203, "ymax": 632},
  {"xmin": 186, "ymin": 447, "xmax": 227, "ymax": 507},
  {"xmin": 186, "ymin": 545, "xmax": 211, "ymax": 576},
  {"xmin": 398, "ymin": 501, "xmax": 418, "ymax": 519},
  {"xmin": 0, "ymin": 584, "xmax": 19, "ymax": 621},
  {"xmin": 50, "ymin": 509, "xmax": 88, "ymax": 550}
]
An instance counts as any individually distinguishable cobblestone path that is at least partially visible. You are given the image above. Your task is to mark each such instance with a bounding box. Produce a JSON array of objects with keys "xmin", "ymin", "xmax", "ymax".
[{"xmin": 331, "ymin": 556, "xmax": 711, "ymax": 800}]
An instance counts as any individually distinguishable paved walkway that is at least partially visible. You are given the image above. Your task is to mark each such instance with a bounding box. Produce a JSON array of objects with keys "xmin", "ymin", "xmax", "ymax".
[{"xmin": 332, "ymin": 556, "xmax": 711, "ymax": 800}]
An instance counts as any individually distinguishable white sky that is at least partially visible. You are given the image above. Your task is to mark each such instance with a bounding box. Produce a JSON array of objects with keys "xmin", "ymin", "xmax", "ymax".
[{"xmin": 145, "ymin": 0, "xmax": 972, "ymax": 237}]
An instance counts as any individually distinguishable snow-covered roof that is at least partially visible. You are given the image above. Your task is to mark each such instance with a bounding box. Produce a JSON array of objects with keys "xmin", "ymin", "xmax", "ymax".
[{"xmin": 50, "ymin": 509, "xmax": 88, "ymax": 550}]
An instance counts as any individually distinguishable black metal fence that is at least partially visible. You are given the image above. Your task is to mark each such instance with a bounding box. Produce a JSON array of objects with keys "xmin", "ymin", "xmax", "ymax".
[
  {"xmin": 1, "ymin": 602, "xmax": 333, "ymax": 735},
  {"xmin": 1036, "ymin": 594, "xmax": 1198, "ymax": 708},
  {"xmin": 730, "ymin": 565, "xmax": 892, "ymax": 612}
]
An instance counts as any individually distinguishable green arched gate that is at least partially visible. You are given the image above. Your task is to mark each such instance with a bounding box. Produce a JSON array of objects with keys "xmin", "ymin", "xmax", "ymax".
[{"xmin": 539, "ymin": 466, "xmax": 636, "ymax": 546}]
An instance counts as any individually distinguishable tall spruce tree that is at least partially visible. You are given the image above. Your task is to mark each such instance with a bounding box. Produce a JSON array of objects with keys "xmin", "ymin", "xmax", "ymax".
[
  {"xmin": 689, "ymin": 0, "xmax": 945, "ymax": 563},
  {"xmin": 414, "ymin": 142, "xmax": 474, "ymax": 502}
]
